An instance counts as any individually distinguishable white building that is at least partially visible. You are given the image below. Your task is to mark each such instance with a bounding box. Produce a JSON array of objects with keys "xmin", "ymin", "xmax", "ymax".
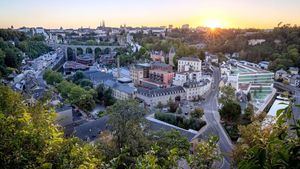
[
  {"xmin": 137, "ymin": 86, "xmax": 186, "ymax": 106},
  {"xmin": 183, "ymin": 80, "xmax": 211, "ymax": 101},
  {"xmin": 173, "ymin": 71, "xmax": 202, "ymax": 86},
  {"xmin": 178, "ymin": 57, "xmax": 202, "ymax": 72}
]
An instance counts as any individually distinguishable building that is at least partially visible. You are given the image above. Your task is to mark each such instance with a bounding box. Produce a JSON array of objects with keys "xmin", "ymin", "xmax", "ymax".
[
  {"xmin": 104, "ymin": 79, "xmax": 137, "ymax": 100},
  {"xmin": 137, "ymin": 86, "xmax": 186, "ymax": 106},
  {"xmin": 151, "ymin": 61, "xmax": 173, "ymax": 71},
  {"xmin": 84, "ymin": 70, "xmax": 114, "ymax": 86},
  {"xmin": 76, "ymin": 54, "xmax": 94, "ymax": 66},
  {"xmin": 275, "ymin": 69, "xmax": 288, "ymax": 80},
  {"xmin": 178, "ymin": 57, "xmax": 202, "ymax": 72},
  {"xmin": 173, "ymin": 71, "xmax": 202, "ymax": 86},
  {"xmin": 248, "ymin": 39, "xmax": 266, "ymax": 46},
  {"xmin": 289, "ymin": 74, "xmax": 300, "ymax": 87},
  {"xmin": 150, "ymin": 51, "xmax": 165, "ymax": 62},
  {"xmin": 226, "ymin": 63, "xmax": 274, "ymax": 91},
  {"xmin": 289, "ymin": 67, "xmax": 299, "ymax": 75},
  {"xmin": 145, "ymin": 69, "xmax": 174, "ymax": 87},
  {"xmin": 258, "ymin": 61, "xmax": 270, "ymax": 70},
  {"xmin": 130, "ymin": 63, "xmax": 151, "ymax": 85},
  {"xmin": 168, "ymin": 47, "xmax": 176, "ymax": 66},
  {"xmin": 183, "ymin": 80, "xmax": 211, "ymax": 101},
  {"xmin": 63, "ymin": 61, "xmax": 89, "ymax": 75}
]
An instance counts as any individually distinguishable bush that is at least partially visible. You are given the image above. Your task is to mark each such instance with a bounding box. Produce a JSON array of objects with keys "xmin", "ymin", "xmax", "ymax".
[
  {"xmin": 190, "ymin": 108, "xmax": 204, "ymax": 118},
  {"xmin": 154, "ymin": 112, "xmax": 206, "ymax": 131}
]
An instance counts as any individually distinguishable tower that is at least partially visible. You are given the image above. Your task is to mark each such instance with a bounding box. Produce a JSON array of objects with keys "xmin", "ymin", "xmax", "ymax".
[{"xmin": 168, "ymin": 47, "xmax": 176, "ymax": 67}]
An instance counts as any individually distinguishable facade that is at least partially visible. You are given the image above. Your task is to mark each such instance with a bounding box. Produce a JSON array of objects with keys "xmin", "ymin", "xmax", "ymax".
[
  {"xmin": 289, "ymin": 74, "xmax": 300, "ymax": 87},
  {"xmin": 168, "ymin": 47, "xmax": 176, "ymax": 66},
  {"xmin": 130, "ymin": 63, "xmax": 151, "ymax": 85},
  {"xmin": 183, "ymin": 80, "xmax": 211, "ymax": 101},
  {"xmin": 137, "ymin": 86, "xmax": 186, "ymax": 106},
  {"xmin": 63, "ymin": 61, "xmax": 89, "ymax": 75},
  {"xmin": 173, "ymin": 71, "xmax": 202, "ymax": 86},
  {"xmin": 76, "ymin": 54, "xmax": 94, "ymax": 66},
  {"xmin": 104, "ymin": 80, "xmax": 137, "ymax": 100},
  {"xmin": 147, "ymin": 69, "xmax": 174, "ymax": 87},
  {"xmin": 150, "ymin": 51, "xmax": 165, "ymax": 62},
  {"xmin": 226, "ymin": 63, "xmax": 274, "ymax": 91},
  {"xmin": 151, "ymin": 61, "xmax": 173, "ymax": 71},
  {"xmin": 178, "ymin": 57, "xmax": 202, "ymax": 72},
  {"xmin": 289, "ymin": 67, "xmax": 299, "ymax": 75},
  {"xmin": 275, "ymin": 69, "xmax": 288, "ymax": 80}
]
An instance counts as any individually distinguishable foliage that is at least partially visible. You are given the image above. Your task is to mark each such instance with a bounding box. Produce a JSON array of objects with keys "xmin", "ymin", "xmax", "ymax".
[
  {"xmin": 96, "ymin": 84, "xmax": 115, "ymax": 106},
  {"xmin": 0, "ymin": 29, "xmax": 51, "ymax": 77},
  {"xmin": 205, "ymin": 25, "xmax": 300, "ymax": 71},
  {"xmin": 154, "ymin": 112, "xmax": 206, "ymax": 131},
  {"xmin": 43, "ymin": 69, "xmax": 63, "ymax": 85},
  {"xmin": 219, "ymin": 101, "xmax": 241, "ymax": 123},
  {"xmin": 191, "ymin": 108, "xmax": 204, "ymax": 119},
  {"xmin": 106, "ymin": 100, "xmax": 149, "ymax": 168},
  {"xmin": 219, "ymin": 85, "xmax": 236, "ymax": 105},
  {"xmin": 0, "ymin": 85, "xmax": 103, "ymax": 169},
  {"xmin": 18, "ymin": 36, "xmax": 51, "ymax": 59},
  {"xmin": 55, "ymin": 80, "xmax": 96, "ymax": 112},
  {"xmin": 148, "ymin": 130, "xmax": 190, "ymax": 167},
  {"xmin": 167, "ymin": 98, "xmax": 178, "ymax": 113},
  {"xmin": 189, "ymin": 136, "xmax": 221, "ymax": 169},
  {"xmin": 233, "ymin": 101, "xmax": 300, "ymax": 169}
]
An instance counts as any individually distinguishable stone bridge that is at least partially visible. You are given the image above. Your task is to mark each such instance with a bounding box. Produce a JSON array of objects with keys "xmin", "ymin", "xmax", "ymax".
[{"xmin": 49, "ymin": 43, "xmax": 126, "ymax": 59}]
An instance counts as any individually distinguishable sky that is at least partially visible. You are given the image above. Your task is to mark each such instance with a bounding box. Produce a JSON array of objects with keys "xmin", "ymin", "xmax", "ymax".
[{"xmin": 0, "ymin": 0, "xmax": 300, "ymax": 29}]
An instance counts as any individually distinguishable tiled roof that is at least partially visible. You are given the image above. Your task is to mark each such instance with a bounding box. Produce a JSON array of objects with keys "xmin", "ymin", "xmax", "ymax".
[
  {"xmin": 137, "ymin": 86, "xmax": 185, "ymax": 97},
  {"xmin": 178, "ymin": 57, "xmax": 201, "ymax": 62},
  {"xmin": 104, "ymin": 79, "xmax": 136, "ymax": 94}
]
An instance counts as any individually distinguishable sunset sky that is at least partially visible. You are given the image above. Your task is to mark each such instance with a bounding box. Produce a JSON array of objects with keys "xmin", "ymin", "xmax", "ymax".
[{"xmin": 0, "ymin": 0, "xmax": 300, "ymax": 29}]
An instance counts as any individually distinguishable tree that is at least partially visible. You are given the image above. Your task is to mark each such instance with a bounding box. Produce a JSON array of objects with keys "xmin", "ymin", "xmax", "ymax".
[
  {"xmin": 43, "ymin": 69, "xmax": 63, "ymax": 85},
  {"xmin": 219, "ymin": 101, "xmax": 241, "ymax": 123},
  {"xmin": 156, "ymin": 101, "xmax": 164, "ymax": 110},
  {"xmin": 0, "ymin": 85, "xmax": 103, "ymax": 169},
  {"xmin": 167, "ymin": 98, "xmax": 178, "ymax": 113},
  {"xmin": 233, "ymin": 118, "xmax": 300, "ymax": 168},
  {"xmin": 176, "ymin": 107, "xmax": 183, "ymax": 114},
  {"xmin": 150, "ymin": 130, "xmax": 190, "ymax": 167},
  {"xmin": 72, "ymin": 71, "xmax": 86, "ymax": 84},
  {"xmin": 79, "ymin": 79, "xmax": 93, "ymax": 88},
  {"xmin": 103, "ymin": 88, "xmax": 115, "ymax": 107},
  {"xmin": 189, "ymin": 136, "xmax": 221, "ymax": 169},
  {"xmin": 106, "ymin": 100, "xmax": 149, "ymax": 168},
  {"xmin": 96, "ymin": 84, "xmax": 105, "ymax": 102},
  {"xmin": 219, "ymin": 85, "xmax": 236, "ymax": 105},
  {"xmin": 190, "ymin": 108, "xmax": 204, "ymax": 118}
]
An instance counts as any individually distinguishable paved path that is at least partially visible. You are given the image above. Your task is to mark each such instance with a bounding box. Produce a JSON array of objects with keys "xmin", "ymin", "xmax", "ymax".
[{"xmin": 197, "ymin": 67, "xmax": 233, "ymax": 169}]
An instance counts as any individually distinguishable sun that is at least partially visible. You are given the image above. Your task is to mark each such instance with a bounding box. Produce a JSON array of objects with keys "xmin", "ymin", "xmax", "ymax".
[{"xmin": 204, "ymin": 19, "xmax": 223, "ymax": 29}]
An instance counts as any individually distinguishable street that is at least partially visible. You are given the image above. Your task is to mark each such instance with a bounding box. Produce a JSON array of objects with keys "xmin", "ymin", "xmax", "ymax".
[{"xmin": 198, "ymin": 66, "xmax": 234, "ymax": 169}]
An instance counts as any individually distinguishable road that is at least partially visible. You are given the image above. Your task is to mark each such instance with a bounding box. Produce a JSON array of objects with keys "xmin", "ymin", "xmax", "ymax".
[{"xmin": 198, "ymin": 66, "xmax": 233, "ymax": 169}]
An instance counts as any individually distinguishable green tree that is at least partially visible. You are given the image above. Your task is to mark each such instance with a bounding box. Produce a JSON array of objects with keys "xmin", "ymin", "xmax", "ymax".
[
  {"xmin": 43, "ymin": 69, "xmax": 63, "ymax": 85},
  {"xmin": 103, "ymin": 88, "xmax": 115, "ymax": 107},
  {"xmin": 106, "ymin": 100, "xmax": 149, "ymax": 168},
  {"xmin": 219, "ymin": 101, "xmax": 241, "ymax": 123},
  {"xmin": 0, "ymin": 85, "xmax": 103, "ymax": 169},
  {"xmin": 219, "ymin": 85, "xmax": 236, "ymax": 105},
  {"xmin": 191, "ymin": 108, "xmax": 204, "ymax": 119},
  {"xmin": 189, "ymin": 136, "xmax": 221, "ymax": 169}
]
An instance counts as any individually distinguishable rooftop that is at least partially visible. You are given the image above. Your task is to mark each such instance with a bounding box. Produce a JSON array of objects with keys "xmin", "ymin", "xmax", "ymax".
[
  {"xmin": 178, "ymin": 57, "xmax": 201, "ymax": 62},
  {"xmin": 137, "ymin": 86, "xmax": 185, "ymax": 97},
  {"xmin": 63, "ymin": 61, "xmax": 89, "ymax": 70},
  {"xmin": 104, "ymin": 79, "xmax": 136, "ymax": 94}
]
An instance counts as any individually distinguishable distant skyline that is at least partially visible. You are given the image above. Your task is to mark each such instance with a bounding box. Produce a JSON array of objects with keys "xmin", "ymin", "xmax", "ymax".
[{"xmin": 1, "ymin": 0, "xmax": 300, "ymax": 29}]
